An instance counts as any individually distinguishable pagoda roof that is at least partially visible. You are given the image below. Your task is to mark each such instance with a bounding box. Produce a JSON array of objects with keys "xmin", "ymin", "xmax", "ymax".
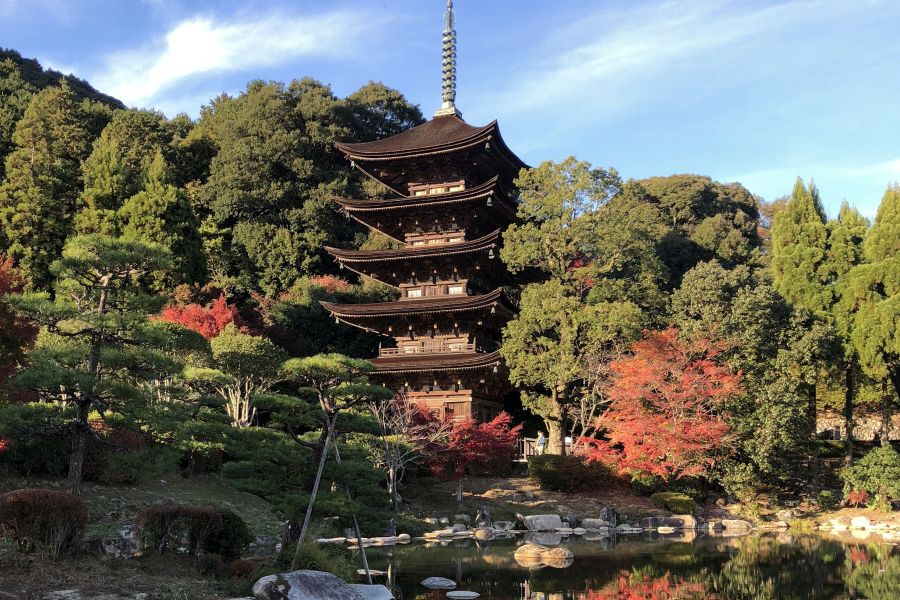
[
  {"xmin": 320, "ymin": 288, "xmax": 514, "ymax": 321},
  {"xmin": 336, "ymin": 115, "xmax": 528, "ymax": 195},
  {"xmin": 325, "ymin": 229, "xmax": 500, "ymax": 266},
  {"xmin": 337, "ymin": 115, "xmax": 510, "ymax": 162},
  {"xmin": 334, "ymin": 176, "xmax": 513, "ymax": 213},
  {"xmin": 370, "ymin": 350, "xmax": 502, "ymax": 374}
]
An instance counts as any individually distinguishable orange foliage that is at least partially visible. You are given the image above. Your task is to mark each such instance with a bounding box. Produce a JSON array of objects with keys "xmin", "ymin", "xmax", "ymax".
[
  {"xmin": 428, "ymin": 412, "xmax": 522, "ymax": 480},
  {"xmin": 583, "ymin": 571, "xmax": 713, "ymax": 599},
  {"xmin": 0, "ymin": 257, "xmax": 37, "ymax": 385},
  {"xmin": 157, "ymin": 294, "xmax": 246, "ymax": 339},
  {"xmin": 581, "ymin": 328, "xmax": 740, "ymax": 481},
  {"xmin": 309, "ymin": 275, "xmax": 351, "ymax": 293}
]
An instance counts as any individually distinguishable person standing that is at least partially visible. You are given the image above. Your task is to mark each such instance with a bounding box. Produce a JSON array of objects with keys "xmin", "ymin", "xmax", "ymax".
[{"xmin": 535, "ymin": 431, "xmax": 546, "ymax": 456}]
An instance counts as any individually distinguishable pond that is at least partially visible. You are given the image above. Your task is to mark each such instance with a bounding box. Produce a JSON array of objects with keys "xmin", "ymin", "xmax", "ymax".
[{"xmin": 364, "ymin": 533, "xmax": 900, "ymax": 599}]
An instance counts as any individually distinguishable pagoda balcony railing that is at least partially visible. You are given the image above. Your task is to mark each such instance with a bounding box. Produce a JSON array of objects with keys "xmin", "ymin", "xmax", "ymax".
[{"xmin": 378, "ymin": 342, "xmax": 477, "ymax": 356}]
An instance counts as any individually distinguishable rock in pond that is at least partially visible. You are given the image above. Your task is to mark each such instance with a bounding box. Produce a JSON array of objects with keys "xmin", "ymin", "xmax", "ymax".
[
  {"xmin": 348, "ymin": 584, "xmax": 394, "ymax": 600},
  {"xmin": 721, "ymin": 519, "xmax": 753, "ymax": 533},
  {"xmin": 523, "ymin": 514, "xmax": 563, "ymax": 531},
  {"xmin": 850, "ymin": 516, "xmax": 872, "ymax": 530},
  {"xmin": 420, "ymin": 576, "xmax": 456, "ymax": 590},
  {"xmin": 580, "ymin": 518, "xmax": 613, "ymax": 530},
  {"xmin": 447, "ymin": 593, "xmax": 480, "ymax": 600},
  {"xmin": 253, "ymin": 570, "xmax": 376, "ymax": 600},
  {"xmin": 514, "ymin": 543, "xmax": 574, "ymax": 569}
]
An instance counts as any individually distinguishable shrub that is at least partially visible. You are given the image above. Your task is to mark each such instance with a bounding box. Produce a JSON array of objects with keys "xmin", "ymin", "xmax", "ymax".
[
  {"xmin": 0, "ymin": 403, "xmax": 70, "ymax": 476},
  {"xmin": 816, "ymin": 490, "xmax": 837, "ymax": 510},
  {"xmin": 96, "ymin": 447, "xmax": 179, "ymax": 485},
  {"xmin": 136, "ymin": 504, "xmax": 251, "ymax": 558},
  {"xmin": 650, "ymin": 492, "xmax": 697, "ymax": 514},
  {"xmin": 841, "ymin": 445, "xmax": 900, "ymax": 502},
  {"xmin": 847, "ymin": 490, "xmax": 870, "ymax": 508},
  {"xmin": 0, "ymin": 489, "xmax": 88, "ymax": 558},
  {"xmin": 630, "ymin": 474, "xmax": 708, "ymax": 501},
  {"xmin": 289, "ymin": 543, "xmax": 355, "ymax": 582},
  {"xmin": 203, "ymin": 510, "xmax": 253, "ymax": 561},
  {"xmin": 229, "ymin": 559, "xmax": 255, "ymax": 579},
  {"xmin": 528, "ymin": 454, "xmax": 614, "ymax": 492}
]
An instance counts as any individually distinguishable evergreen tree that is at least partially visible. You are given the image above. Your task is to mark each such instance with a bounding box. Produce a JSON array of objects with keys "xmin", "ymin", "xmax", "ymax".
[
  {"xmin": 7, "ymin": 235, "xmax": 172, "ymax": 493},
  {"xmin": 827, "ymin": 202, "xmax": 870, "ymax": 459},
  {"xmin": 771, "ymin": 178, "xmax": 831, "ymax": 313},
  {"xmin": 848, "ymin": 186, "xmax": 900, "ymax": 436},
  {"xmin": 118, "ymin": 151, "xmax": 205, "ymax": 286},
  {"xmin": 0, "ymin": 59, "xmax": 35, "ymax": 182},
  {"xmin": 0, "ymin": 82, "xmax": 94, "ymax": 288}
]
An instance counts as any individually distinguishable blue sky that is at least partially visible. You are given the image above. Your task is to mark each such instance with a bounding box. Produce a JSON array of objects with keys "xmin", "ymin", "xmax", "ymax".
[{"xmin": 2, "ymin": 0, "xmax": 899, "ymax": 217}]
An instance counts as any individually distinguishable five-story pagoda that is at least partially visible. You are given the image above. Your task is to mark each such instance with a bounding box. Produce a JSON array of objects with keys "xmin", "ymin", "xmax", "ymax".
[{"xmin": 322, "ymin": 0, "xmax": 527, "ymax": 421}]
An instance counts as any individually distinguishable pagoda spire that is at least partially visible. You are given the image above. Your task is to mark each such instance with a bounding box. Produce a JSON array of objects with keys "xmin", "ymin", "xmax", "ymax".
[{"xmin": 434, "ymin": 0, "xmax": 462, "ymax": 118}]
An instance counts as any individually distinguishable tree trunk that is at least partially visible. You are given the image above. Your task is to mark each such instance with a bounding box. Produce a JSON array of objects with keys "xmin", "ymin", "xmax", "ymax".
[
  {"xmin": 843, "ymin": 364, "xmax": 854, "ymax": 465},
  {"xmin": 67, "ymin": 399, "xmax": 90, "ymax": 495},
  {"xmin": 544, "ymin": 384, "xmax": 568, "ymax": 455},
  {"xmin": 881, "ymin": 377, "xmax": 892, "ymax": 445},
  {"xmin": 389, "ymin": 466, "xmax": 399, "ymax": 512},
  {"xmin": 806, "ymin": 382, "xmax": 817, "ymax": 439},
  {"xmin": 293, "ymin": 412, "xmax": 335, "ymax": 553},
  {"xmin": 456, "ymin": 478, "xmax": 463, "ymax": 505}
]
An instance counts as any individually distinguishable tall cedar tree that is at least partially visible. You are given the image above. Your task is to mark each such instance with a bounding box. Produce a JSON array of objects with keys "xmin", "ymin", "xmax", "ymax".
[
  {"xmin": 848, "ymin": 186, "xmax": 900, "ymax": 437},
  {"xmin": 76, "ymin": 109, "xmax": 176, "ymax": 235},
  {"xmin": 427, "ymin": 412, "xmax": 521, "ymax": 504},
  {"xmin": 770, "ymin": 178, "xmax": 831, "ymax": 429},
  {"xmin": 0, "ymin": 83, "xmax": 96, "ymax": 288},
  {"xmin": 158, "ymin": 294, "xmax": 245, "ymax": 339},
  {"xmin": 7, "ymin": 235, "xmax": 172, "ymax": 493},
  {"xmin": 0, "ymin": 258, "xmax": 37, "ymax": 386},
  {"xmin": 118, "ymin": 151, "xmax": 206, "ymax": 286},
  {"xmin": 827, "ymin": 202, "xmax": 870, "ymax": 459},
  {"xmin": 0, "ymin": 59, "xmax": 35, "ymax": 182},
  {"xmin": 582, "ymin": 328, "xmax": 740, "ymax": 481}
]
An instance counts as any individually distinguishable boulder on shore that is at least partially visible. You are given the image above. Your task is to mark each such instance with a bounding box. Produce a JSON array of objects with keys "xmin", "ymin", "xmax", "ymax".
[
  {"xmin": 253, "ymin": 570, "xmax": 372, "ymax": 600},
  {"xmin": 523, "ymin": 514, "xmax": 563, "ymax": 531}
]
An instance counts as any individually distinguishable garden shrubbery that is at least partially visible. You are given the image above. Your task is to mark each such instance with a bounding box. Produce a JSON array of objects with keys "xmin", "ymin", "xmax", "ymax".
[
  {"xmin": 0, "ymin": 488, "xmax": 88, "ymax": 558},
  {"xmin": 841, "ymin": 444, "xmax": 900, "ymax": 510},
  {"xmin": 136, "ymin": 504, "xmax": 252, "ymax": 558},
  {"xmin": 528, "ymin": 454, "xmax": 615, "ymax": 492},
  {"xmin": 650, "ymin": 491, "xmax": 697, "ymax": 514}
]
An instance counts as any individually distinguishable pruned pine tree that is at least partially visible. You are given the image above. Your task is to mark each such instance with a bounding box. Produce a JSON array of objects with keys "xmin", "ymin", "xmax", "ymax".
[{"xmin": 7, "ymin": 235, "xmax": 173, "ymax": 494}]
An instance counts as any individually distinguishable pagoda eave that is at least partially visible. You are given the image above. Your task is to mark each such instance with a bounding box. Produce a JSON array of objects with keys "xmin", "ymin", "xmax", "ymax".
[
  {"xmin": 325, "ymin": 229, "xmax": 500, "ymax": 265},
  {"xmin": 370, "ymin": 350, "xmax": 503, "ymax": 374},
  {"xmin": 320, "ymin": 288, "xmax": 514, "ymax": 320}
]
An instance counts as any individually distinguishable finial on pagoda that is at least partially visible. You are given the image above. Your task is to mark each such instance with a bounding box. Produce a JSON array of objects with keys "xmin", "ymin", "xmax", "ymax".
[{"xmin": 434, "ymin": 0, "xmax": 462, "ymax": 118}]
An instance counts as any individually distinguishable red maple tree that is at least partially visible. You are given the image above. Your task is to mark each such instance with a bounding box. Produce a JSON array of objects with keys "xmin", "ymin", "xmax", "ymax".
[
  {"xmin": 581, "ymin": 328, "xmax": 739, "ymax": 481},
  {"xmin": 427, "ymin": 411, "xmax": 522, "ymax": 503},
  {"xmin": 308, "ymin": 275, "xmax": 351, "ymax": 293},
  {"xmin": 157, "ymin": 294, "xmax": 246, "ymax": 339},
  {"xmin": 0, "ymin": 257, "xmax": 37, "ymax": 386}
]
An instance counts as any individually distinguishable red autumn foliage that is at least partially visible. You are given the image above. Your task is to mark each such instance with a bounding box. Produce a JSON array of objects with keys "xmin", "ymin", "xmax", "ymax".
[
  {"xmin": 0, "ymin": 437, "xmax": 10, "ymax": 453},
  {"xmin": 0, "ymin": 257, "xmax": 38, "ymax": 385},
  {"xmin": 427, "ymin": 412, "xmax": 522, "ymax": 481},
  {"xmin": 846, "ymin": 489, "xmax": 870, "ymax": 508},
  {"xmin": 580, "ymin": 328, "xmax": 740, "ymax": 481},
  {"xmin": 309, "ymin": 275, "xmax": 351, "ymax": 293},
  {"xmin": 157, "ymin": 294, "xmax": 246, "ymax": 339},
  {"xmin": 848, "ymin": 546, "xmax": 870, "ymax": 565},
  {"xmin": 583, "ymin": 571, "xmax": 713, "ymax": 599}
]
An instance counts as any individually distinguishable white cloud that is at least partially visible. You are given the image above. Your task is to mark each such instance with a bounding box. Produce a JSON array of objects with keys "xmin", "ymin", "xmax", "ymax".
[
  {"xmin": 484, "ymin": 0, "xmax": 869, "ymax": 119},
  {"xmin": 92, "ymin": 9, "xmax": 387, "ymax": 108}
]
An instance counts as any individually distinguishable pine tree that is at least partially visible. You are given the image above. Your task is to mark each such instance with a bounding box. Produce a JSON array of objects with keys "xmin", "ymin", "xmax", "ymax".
[
  {"xmin": 118, "ymin": 151, "xmax": 205, "ymax": 286},
  {"xmin": 0, "ymin": 82, "xmax": 94, "ymax": 288},
  {"xmin": 7, "ymin": 235, "xmax": 172, "ymax": 493}
]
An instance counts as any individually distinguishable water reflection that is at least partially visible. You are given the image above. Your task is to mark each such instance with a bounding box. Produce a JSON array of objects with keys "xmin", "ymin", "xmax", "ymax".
[{"xmin": 364, "ymin": 533, "xmax": 900, "ymax": 599}]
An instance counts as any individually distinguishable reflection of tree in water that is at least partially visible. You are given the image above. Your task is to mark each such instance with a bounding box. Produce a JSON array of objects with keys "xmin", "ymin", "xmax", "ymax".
[
  {"xmin": 846, "ymin": 544, "xmax": 900, "ymax": 600},
  {"xmin": 580, "ymin": 567, "xmax": 712, "ymax": 599},
  {"xmin": 712, "ymin": 535, "xmax": 850, "ymax": 599}
]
